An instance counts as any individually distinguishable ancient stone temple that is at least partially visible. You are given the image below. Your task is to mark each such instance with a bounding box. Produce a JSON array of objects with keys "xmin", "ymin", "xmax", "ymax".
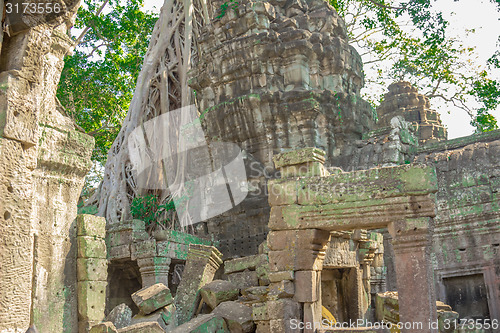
[
  {"xmin": 1, "ymin": 0, "xmax": 499, "ymax": 332},
  {"xmin": 0, "ymin": 4, "xmax": 94, "ymax": 333}
]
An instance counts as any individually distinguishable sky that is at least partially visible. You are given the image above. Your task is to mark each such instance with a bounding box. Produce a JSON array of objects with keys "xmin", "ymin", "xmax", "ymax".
[{"xmin": 141, "ymin": 0, "xmax": 500, "ymax": 139}]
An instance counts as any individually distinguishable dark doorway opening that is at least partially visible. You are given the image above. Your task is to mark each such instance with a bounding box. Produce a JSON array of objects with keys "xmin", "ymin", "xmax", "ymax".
[{"xmin": 443, "ymin": 274, "xmax": 490, "ymax": 320}]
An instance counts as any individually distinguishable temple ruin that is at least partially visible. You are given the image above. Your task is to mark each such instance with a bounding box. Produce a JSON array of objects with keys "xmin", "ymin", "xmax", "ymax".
[{"xmin": 0, "ymin": 0, "xmax": 498, "ymax": 332}]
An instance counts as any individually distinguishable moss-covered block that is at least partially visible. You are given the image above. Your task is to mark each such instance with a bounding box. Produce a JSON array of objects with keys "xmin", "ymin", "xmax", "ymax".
[
  {"xmin": 131, "ymin": 283, "xmax": 173, "ymax": 315},
  {"xmin": 77, "ymin": 236, "xmax": 107, "ymax": 259},
  {"xmin": 77, "ymin": 258, "xmax": 108, "ymax": 281},
  {"xmin": 224, "ymin": 254, "xmax": 267, "ymax": 274},
  {"xmin": 77, "ymin": 214, "xmax": 106, "ymax": 238},
  {"xmin": 77, "ymin": 281, "xmax": 107, "ymax": 321}
]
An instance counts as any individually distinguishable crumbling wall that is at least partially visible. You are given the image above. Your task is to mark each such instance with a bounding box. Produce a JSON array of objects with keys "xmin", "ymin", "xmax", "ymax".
[
  {"xmin": 415, "ymin": 132, "xmax": 500, "ymax": 320},
  {"xmin": 0, "ymin": 11, "xmax": 94, "ymax": 333}
]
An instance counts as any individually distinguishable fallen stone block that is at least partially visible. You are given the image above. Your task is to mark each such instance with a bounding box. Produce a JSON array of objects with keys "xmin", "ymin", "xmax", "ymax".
[
  {"xmin": 228, "ymin": 270, "xmax": 259, "ymax": 290},
  {"xmin": 241, "ymin": 286, "xmax": 268, "ymax": 303},
  {"xmin": 131, "ymin": 283, "xmax": 173, "ymax": 315},
  {"xmin": 212, "ymin": 301, "xmax": 255, "ymax": 333},
  {"xmin": 170, "ymin": 314, "xmax": 229, "ymax": 332},
  {"xmin": 105, "ymin": 303, "xmax": 132, "ymax": 329},
  {"xmin": 200, "ymin": 280, "xmax": 239, "ymax": 309},
  {"xmin": 131, "ymin": 304, "xmax": 176, "ymax": 331},
  {"xmin": 90, "ymin": 322, "xmax": 118, "ymax": 333},
  {"xmin": 224, "ymin": 254, "xmax": 268, "ymax": 274},
  {"xmin": 116, "ymin": 322, "xmax": 164, "ymax": 333},
  {"xmin": 268, "ymin": 280, "xmax": 294, "ymax": 299}
]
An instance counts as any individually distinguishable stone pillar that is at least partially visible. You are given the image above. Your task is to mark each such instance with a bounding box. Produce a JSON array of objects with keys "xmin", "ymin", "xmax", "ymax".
[
  {"xmin": 137, "ymin": 257, "xmax": 171, "ymax": 287},
  {"xmin": 174, "ymin": 244, "xmax": 222, "ymax": 325},
  {"xmin": 389, "ymin": 218, "xmax": 437, "ymax": 333},
  {"xmin": 77, "ymin": 215, "xmax": 108, "ymax": 333}
]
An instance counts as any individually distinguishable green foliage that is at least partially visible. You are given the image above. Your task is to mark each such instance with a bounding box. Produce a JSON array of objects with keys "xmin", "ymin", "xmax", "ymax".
[
  {"xmin": 130, "ymin": 195, "xmax": 176, "ymax": 228},
  {"xmin": 57, "ymin": 0, "xmax": 158, "ymax": 163},
  {"xmin": 329, "ymin": 0, "xmax": 500, "ymax": 132},
  {"xmin": 216, "ymin": 0, "xmax": 238, "ymax": 19}
]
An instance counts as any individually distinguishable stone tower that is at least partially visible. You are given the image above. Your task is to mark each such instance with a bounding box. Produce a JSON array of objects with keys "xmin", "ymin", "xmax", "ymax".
[
  {"xmin": 376, "ymin": 81, "xmax": 447, "ymax": 144},
  {"xmin": 189, "ymin": 0, "xmax": 376, "ymax": 257}
]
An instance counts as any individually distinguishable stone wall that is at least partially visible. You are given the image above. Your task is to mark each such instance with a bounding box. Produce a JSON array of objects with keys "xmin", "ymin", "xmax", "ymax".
[{"xmin": 0, "ymin": 14, "xmax": 94, "ymax": 333}]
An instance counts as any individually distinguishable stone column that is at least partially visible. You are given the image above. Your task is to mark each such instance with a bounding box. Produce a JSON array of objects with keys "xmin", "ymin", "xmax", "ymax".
[
  {"xmin": 137, "ymin": 256, "xmax": 172, "ymax": 287},
  {"xmin": 77, "ymin": 215, "xmax": 108, "ymax": 333},
  {"xmin": 389, "ymin": 217, "xmax": 437, "ymax": 333},
  {"xmin": 174, "ymin": 244, "xmax": 222, "ymax": 325}
]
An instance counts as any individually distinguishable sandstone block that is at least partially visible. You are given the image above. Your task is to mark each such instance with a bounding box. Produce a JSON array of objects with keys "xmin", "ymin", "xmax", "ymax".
[
  {"xmin": 77, "ymin": 236, "xmax": 107, "ymax": 259},
  {"xmin": 268, "ymin": 280, "xmax": 295, "ymax": 299},
  {"xmin": 77, "ymin": 281, "xmax": 107, "ymax": 321},
  {"xmin": 105, "ymin": 303, "xmax": 132, "ymax": 329},
  {"xmin": 131, "ymin": 240, "xmax": 157, "ymax": 260},
  {"xmin": 116, "ymin": 322, "xmax": 164, "ymax": 333},
  {"xmin": 131, "ymin": 283, "xmax": 173, "ymax": 315},
  {"xmin": 252, "ymin": 302, "xmax": 268, "ymax": 321},
  {"xmin": 200, "ymin": 280, "xmax": 239, "ymax": 309},
  {"xmin": 77, "ymin": 258, "xmax": 108, "ymax": 281},
  {"xmin": 77, "ymin": 214, "xmax": 106, "ymax": 238},
  {"xmin": 255, "ymin": 320, "xmax": 272, "ymax": 333},
  {"xmin": 228, "ymin": 270, "xmax": 259, "ymax": 290},
  {"xmin": 270, "ymin": 319, "xmax": 300, "ymax": 333},
  {"xmin": 294, "ymin": 271, "xmax": 319, "ymax": 302},
  {"xmin": 89, "ymin": 322, "xmax": 118, "ymax": 333},
  {"xmin": 170, "ymin": 314, "xmax": 229, "ymax": 332},
  {"xmin": 268, "ymin": 271, "xmax": 294, "ymax": 282},
  {"xmin": 268, "ymin": 249, "xmax": 324, "ymax": 271},
  {"xmin": 267, "ymin": 299, "xmax": 301, "ymax": 320},
  {"xmin": 224, "ymin": 254, "xmax": 268, "ymax": 274},
  {"xmin": 212, "ymin": 301, "xmax": 255, "ymax": 333},
  {"xmin": 242, "ymin": 286, "xmax": 268, "ymax": 303}
]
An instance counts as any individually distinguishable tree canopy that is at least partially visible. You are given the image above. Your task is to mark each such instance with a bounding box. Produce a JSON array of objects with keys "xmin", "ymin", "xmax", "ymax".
[{"xmin": 57, "ymin": 0, "xmax": 158, "ymax": 164}]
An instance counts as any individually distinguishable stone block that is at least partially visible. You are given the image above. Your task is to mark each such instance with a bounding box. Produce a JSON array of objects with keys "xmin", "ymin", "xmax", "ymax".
[
  {"xmin": 268, "ymin": 249, "xmax": 324, "ymax": 271},
  {"xmin": 170, "ymin": 314, "xmax": 229, "ymax": 333},
  {"xmin": 258, "ymin": 241, "xmax": 269, "ymax": 254},
  {"xmin": 270, "ymin": 319, "xmax": 300, "ymax": 333},
  {"xmin": 105, "ymin": 303, "xmax": 132, "ymax": 329},
  {"xmin": 127, "ymin": 306, "xmax": 177, "ymax": 330},
  {"xmin": 200, "ymin": 280, "xmax": 239, "ymax": 309},
  {"xmin": 89, "ymin": 322, "xmax": 118, "ymax": 333},
  {"xmin": 252, "ymin": 302, "xmax": 268, "ymax": 321},
  {"xmin": 131, "ymin": 240, "xmax": 157, "ymax": 260},
  {"xmin": 224, "ymin": 254, "xmax": 268, "ymax": 274},
  {"xmin": 77, "ymin": 214, "xmax": 106, "ymax": 238},
  {"xmin": 269, "ymin": 271, "xmax": 294, "ymax": 282},
  {"xmin": 267, "ymin": 299, "xmax": 301, "ymax": 320},
  {"xmin": 294, "ymin": 271, "xmax": 319, "ymax": 302},
  {"xmin": 108, "ymin": 245, "xmax": 131, "ymax": 260},
  {"xmin": 131, "ymin": 283, "xmax": 173, "ymax": 315},
  {"xmin": 273, "ymin": 147, "xmax": 325, "ymax": 169},
  {"xmin": 255, "ymin": 320, "xmax": 272, "ymax": 333},
  {"xmin": 77, "ymin": 258, "xmax": 108, "ymax": 281},
  {"xmin": 228, "ymin": 270, "xmax": 259, "ymax": 290},
  {"xmin": 77, "ymin": 236, "xmax": 107, "ymax": 259},
  {"xmin": 116, "ymin": 322, "xmax": 164, "ymax": 333},
  {"xmin": 77, "ymin": 281, "xmax": 107, "ymax": 322},
  {"xmin": 242, "ymin": 286, "xmax": 268, "ymax": 303},
  {"xmin": 268, "ymin": 280, "xmax": 295, "ymax": 299},
  {"xmin": 212, "ymin": 301, "xmax": 255, "ymax": 333}
]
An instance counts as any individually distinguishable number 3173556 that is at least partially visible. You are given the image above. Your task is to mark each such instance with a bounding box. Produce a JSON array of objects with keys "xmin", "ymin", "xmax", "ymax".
[{"xmin": 6, "ymin": 2, "xmax": 61, "ymax": 14}]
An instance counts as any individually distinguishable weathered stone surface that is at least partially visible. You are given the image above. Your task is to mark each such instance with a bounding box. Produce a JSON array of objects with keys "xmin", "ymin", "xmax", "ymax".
[
  {"xmin": 77, "ymin": 281, "xmax": 107, "ymax": 322},
  {"xmin": 200, "ymin": 280, "xmax": 239, "ymax": 309},
  {"xmin": 105, "ymin": 304, "xmax": 132, "ymax": 329},
  {"xmin": 224, "ymin": 254, "xmax": 268, "ymax": 274},
  {"xmin": 294, "ymin": 271, "xmax": 320, "ymax": 302},
  {"xmin": 131, "ymin": 283, "xmax": 173, "ymax": 315},
  {"xmin": 228, "ymin": 270, "xmax": 259, "ymax": 290},
  {"xmin": 267, "ymin": 299, "xmax": 301, "ymax": 320},
  {"xmin": 268, "ymin": 280, "xmax": 295, "ymax": 299},
  {"xmin": 90, "ymin": 322, "xmax": 118, "ymax": 333},
  {"xmin": 77, "ymin": 258, "xmax": 108, "ymax": 281},
  {"xmin": 77, "ymin": 236, "xmax": 107, "ymax": 259},
  {"xmin": 252, "ymin": 302, "xmax": 268, "ymax": 322},
  {"xmin": 170, "ymin": 314, "xmax": 229, "ymax": 333},
  {"xmin": 174, "ymin": 245, "xmax": 222, "ymax": 325},
  {"xmin": 130, "ymin": 305, "xmax": 176, "ymax": 332},
  {"xmin": 116, "ymin": 322, "xmax": 164, "ymax": 333},
  {"xmin": 77, "ymin": 214, "xmax": 106, "ymax": 237},
  {"xmin": 212, "ymin": 301, "xmax": 255, "ymax": 333}
]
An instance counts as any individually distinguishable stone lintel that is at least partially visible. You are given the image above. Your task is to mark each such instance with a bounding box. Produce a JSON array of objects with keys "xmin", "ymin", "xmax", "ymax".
[{"xmin": 268, "ymin": 194, "xmax": 436, "ymax": 231}]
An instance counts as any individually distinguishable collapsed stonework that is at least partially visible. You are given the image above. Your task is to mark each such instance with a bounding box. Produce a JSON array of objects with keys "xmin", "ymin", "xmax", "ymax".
[
  {"xmin": 0, "ymin": 5, "xmax": 94, "ymax": 333},
  {"xmin": 1, "ymin": 0, "xmax": 499, "ymax": 332}
]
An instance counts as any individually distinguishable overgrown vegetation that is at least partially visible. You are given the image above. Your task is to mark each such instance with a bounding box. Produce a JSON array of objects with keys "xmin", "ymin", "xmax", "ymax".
[{"xmin": 130, "ymin": 195, "xmax": 176, "ymax": 231}]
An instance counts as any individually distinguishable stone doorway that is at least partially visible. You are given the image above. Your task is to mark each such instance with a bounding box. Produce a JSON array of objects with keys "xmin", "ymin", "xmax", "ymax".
[{"xmin": 443, "ymin": 274, "xmax": 490, "ymax": 320}]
